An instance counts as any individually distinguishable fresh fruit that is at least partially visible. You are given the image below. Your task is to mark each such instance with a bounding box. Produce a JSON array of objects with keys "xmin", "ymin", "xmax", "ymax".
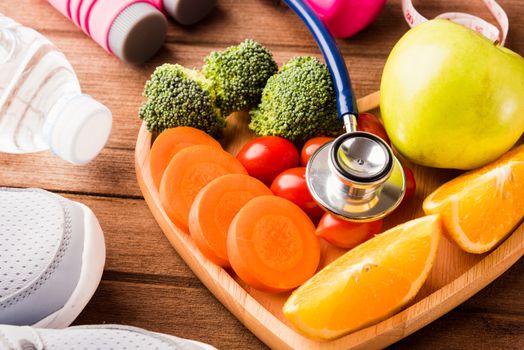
[
  {"xmin": 189, "ymin": 174, "xmax": 272, "ymax": 267},
  {"xmin": 300, "ymin": 137, "xmax": 334, "ymax": 166},
  {"xmin": 150, "ymin": 127, "xmax": 222, "ymax": 189},
  {"xmin": 423, "ymin": 145, "xmax": 524, "ymax": 253},
  {"xmin": 159, "ymin": 145, "xmax": 247, "ymax": 230},
  {"xmin": 402, "ymin": 165, "xmax": 416, "ymax": 203},
  {"xmin": 381, "ymin": 19, "xmax": 524, "ymax": 169},
  {"xmin": 316, "ymin": 213, "xmax": 383, "ymax": 249},
  {"xmin": 236, "ymin": 136, "xmax": 299, "ymax": 184},
  {"xmin": 271, "ymin": 167, "xmax": 324, "ymax": 220},
  {"xmin": 227, "ymin": 196, "xmax": 320, "ymax": 292},
  {"xmin": 357, "ymin": 112, "xmax": 390, "ymax": 145},
  {"xmin": 283, "ymin": 215, "xmax": 442, "ymax": 340}
]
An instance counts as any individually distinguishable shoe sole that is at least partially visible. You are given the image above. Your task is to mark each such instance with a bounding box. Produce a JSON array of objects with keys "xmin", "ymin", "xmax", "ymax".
[{"xmin": 32, "ymin": 201, "xmax": 106, "ymax": 328}]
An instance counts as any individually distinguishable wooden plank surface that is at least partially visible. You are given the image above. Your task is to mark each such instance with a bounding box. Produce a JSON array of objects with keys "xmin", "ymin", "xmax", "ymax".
[{"xmin": 0, "ymin": 0, "xmax": 523, "ymax": 348}]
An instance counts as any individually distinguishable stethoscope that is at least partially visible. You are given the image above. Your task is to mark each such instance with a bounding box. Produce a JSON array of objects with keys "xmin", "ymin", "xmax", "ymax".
[{"xmin": 284, "ymin": 0, "xmax": 406, "ymax": 222}]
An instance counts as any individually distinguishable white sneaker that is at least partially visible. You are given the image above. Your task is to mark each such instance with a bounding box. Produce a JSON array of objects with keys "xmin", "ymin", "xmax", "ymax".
[
  {"xmin": 0, "ymin": 324, "xmax": 216, "ymax": 350},
  {"xmin": 0, "ymin": 188, "xmax": 105, "ymax": 327}
]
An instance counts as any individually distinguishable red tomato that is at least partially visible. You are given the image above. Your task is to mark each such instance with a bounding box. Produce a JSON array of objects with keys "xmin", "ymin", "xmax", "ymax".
[
  {"xmin": 270, "ymin": 167, "xmax": 325, "ymax": 220},
  {"xmin": 236, "ymin": 136, "xmax": 299, "ymax": 184},
  {"xmin": 402, "ymin": 165, "xmax": 416, "ymax": 203},
  {"xmin": 300, "ymin": 137, "xmax": 335, "ymax": 166},
  {"xmin": 316, "ymin": 213, "xmax": 383, "ymax": 249},
  {"xmin": 357, "ymin": 112, "xmax": 391, "ymax": 145}
]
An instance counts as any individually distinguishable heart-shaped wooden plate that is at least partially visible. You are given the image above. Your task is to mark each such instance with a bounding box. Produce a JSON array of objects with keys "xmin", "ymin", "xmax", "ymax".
[{"xmin": 135, "ymin": 92, "xmax": 524, "ymax": 349}]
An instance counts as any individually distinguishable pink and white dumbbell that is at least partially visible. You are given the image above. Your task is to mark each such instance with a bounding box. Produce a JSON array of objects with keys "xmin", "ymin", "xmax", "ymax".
[{"xmin": 46, "ymin": 0, "xmax": 216, "ymax": 63}]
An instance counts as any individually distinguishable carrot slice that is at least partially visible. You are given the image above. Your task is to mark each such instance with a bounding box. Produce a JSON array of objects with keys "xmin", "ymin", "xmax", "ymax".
[
  {"xmin": 160, "ymin": 145, "xmax": 247, "ymax": 230},
  {"xmin": 227, "ymin": 195, "xmax": 320, "ymax": 292},
  {"xmin": 150, "ymin": 127, "xmax": 222, "ymax": 189},
  {"xmin": 189, "ymin": 174, "xmax": 272, "ymax": 267}
]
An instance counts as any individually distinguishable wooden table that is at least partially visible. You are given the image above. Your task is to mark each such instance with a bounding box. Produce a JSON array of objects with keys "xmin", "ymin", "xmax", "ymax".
[{"xmin": 1, "ymin": 0, "xmax": 523, "ymax": 348}]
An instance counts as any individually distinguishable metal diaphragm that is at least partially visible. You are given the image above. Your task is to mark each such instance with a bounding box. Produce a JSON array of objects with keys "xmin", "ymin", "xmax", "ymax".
[{"xmin": 306, "ymin": 133, "xmax": 406, "ymax": 222}]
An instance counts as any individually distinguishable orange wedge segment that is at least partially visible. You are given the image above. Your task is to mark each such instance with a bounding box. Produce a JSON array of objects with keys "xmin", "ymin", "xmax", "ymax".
[
  {"xmin": 283, "ymin": 215, "xmax": 441, "ymax": 340},
  {"xmin": 424, "ymin": 145, "xmax": 524, "ymax": 254}
]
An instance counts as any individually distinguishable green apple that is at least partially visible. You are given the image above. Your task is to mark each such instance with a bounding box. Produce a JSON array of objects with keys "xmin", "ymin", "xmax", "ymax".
[{"xmin": 380, "ymin": 19, "xmax": 524, "ymax": 169}]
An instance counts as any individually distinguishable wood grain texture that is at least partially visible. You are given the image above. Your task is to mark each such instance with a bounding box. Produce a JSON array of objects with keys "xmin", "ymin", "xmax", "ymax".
[{"xmin": 0, "ymin": 0, "xmax": 523, "ymax": 348}]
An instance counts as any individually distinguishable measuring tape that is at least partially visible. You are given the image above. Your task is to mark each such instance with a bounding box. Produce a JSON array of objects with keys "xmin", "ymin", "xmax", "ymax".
[{"xmin": 402, "ymin": 0, "xmax": 509, "ymax": 45}]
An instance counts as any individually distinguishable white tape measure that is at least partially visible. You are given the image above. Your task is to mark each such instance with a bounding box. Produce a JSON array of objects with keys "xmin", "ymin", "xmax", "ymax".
[{"xmin": 402, "ymin": 0, "xmax": 509, "ymax": 45}]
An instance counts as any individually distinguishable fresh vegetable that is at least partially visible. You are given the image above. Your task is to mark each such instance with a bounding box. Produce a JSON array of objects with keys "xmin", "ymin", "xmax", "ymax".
[
  {"xmin": 270, "ymin": 167, "xmax": 324, "ymax": 220},
  {"xmin": 203, "ymin": 39, "xmax": 278, "ymax": 116},
  {"xmin": 236, "ymin": 136, "xmax": 299, "ymax": 184},
  {"xmin": 189, "ymin": 174, "xmax": 272, "ymax": 267},
  {"xmin": 357, "ymin": 112, "xmax": 390, "ymax": 145},
  {"xmin": 159, "ymin": 145, "xmax": 247, "ymax": 230},
  {"xmin": 139, "ymin": 64, "xmax": 226, "ymax": 138},
  {"xmin": 402, "ymin": 165, "xmax": 416, "ymax": 203},
  {"xmin": 227, "ymin": 195, "xmax": 320, "ymax": 293},
  {"xmin": 315, "ymin": 213, "xmax": 383, "ymax": 249},
  {"xmin": 283, "ymin": 215, "xmax": 442, "ymax": 340},
  {"xmin": 249, "ymin": 56, "xmax": 343, "ymax": 143},
  {"xmin": 150, "ymin": 127, "xmax": 222, "ymax": 189},
  {"xmin": 424, "ymin": 144, "xmax": 524, "ymax": 254},
  {"xmin": 300, "ymin": 137, "xmax": 334, "ymax": 166}
]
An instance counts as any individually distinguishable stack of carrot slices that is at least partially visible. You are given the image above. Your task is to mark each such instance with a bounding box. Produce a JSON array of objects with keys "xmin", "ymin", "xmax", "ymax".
[
  {"xmin": 150, "ymin": 127, "xmax": 321, "ymax": 292},
  {"xmin": 150, "ymin": 127, "xmax": 222, "ymax": 189},
  {"xmin": 189, "ymin": 173, "xmax": 272, "ymax": 267}
]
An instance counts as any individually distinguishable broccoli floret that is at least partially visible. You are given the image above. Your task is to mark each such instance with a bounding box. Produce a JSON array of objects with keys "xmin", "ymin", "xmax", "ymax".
[
  {"xmin": 249, "ymin": 56, "xmax": 343, "ymax": 143},
  {"xmin": 203, "ymin": 39, "xmax": 278, "ymax": 116},
  {"xmin": 139, "ymin": 63, "xmax": 226, "ymax": 138}
]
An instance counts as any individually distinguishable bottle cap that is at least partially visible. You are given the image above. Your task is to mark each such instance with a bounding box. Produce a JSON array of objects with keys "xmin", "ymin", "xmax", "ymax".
[
  {"xmin": 49, "ymin": 94, "xmax": 112, "ymax": 165},
  {"xmin": 107, "ymin": 2, "xmax": 168, "ymax": 63},
  {"xmin": 162, "ymin": 0, "xmax": 216, "ymax": 25}
]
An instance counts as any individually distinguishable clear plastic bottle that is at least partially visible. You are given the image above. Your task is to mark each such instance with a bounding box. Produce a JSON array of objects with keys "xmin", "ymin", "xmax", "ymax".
[{"xmin": 0, "ymin": 14, "xmax": 112, "ymax": 164}]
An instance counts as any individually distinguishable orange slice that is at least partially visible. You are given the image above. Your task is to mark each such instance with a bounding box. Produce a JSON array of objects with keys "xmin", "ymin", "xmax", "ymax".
[
  {"xmin": 423, "ymin": 145, "xmax": 524, "ymax": 254},
  {"xmin": 283, "ymin": 215, "xmax": 441, "ymax": 340}
]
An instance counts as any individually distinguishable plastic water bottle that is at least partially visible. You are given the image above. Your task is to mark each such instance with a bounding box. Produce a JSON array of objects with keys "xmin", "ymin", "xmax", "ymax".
[{"xmin": 0, "ymin": 14, "xmax": 112, "ymax": 165}]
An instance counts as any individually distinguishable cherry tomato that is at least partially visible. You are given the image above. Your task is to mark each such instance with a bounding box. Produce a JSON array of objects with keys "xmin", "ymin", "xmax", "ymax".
[
  {"xmin": 300, "ymin": 137, "xmax": 335, "ymax": 166},
  {"xmin": 402, "ymin": 165, "xmax": 416, "ymax": 203},
  {"xmin": 357, "ymin": 112, "xmax": 391, "ymax": 145},
  {"xmin": 316, "ymin": 213, "xmax": 383, "ymax": 249},
  {"xmin": 237, "ymin": 136, "xmax": 299, "ymax": 184},
  {"xmin": 270, "ymin": 167, "xmax": 325, "ymax": 220}
]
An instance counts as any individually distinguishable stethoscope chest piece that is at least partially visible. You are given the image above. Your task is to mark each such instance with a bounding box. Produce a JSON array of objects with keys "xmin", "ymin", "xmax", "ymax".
[{"xmin": 306, "ymin": 132, "xmax": 406, "ymax": 222}]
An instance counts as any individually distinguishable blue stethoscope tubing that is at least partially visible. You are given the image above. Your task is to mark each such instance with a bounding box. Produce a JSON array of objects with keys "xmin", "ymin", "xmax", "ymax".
[
  {"xmin": 287, "ymin": 0, "xmax": 406, "ymax": 221},
  {"xmin": 282, "ymin": 0, "xmax": 358, "ymax": 122}
]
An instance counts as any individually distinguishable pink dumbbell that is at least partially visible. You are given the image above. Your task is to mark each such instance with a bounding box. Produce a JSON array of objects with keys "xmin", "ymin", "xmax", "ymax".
[
  {"xmin": 46, "ymin": 0, "xmax": 217, "ymax": 63},
  {"xmin": 47, "ymin": 0, "xmax": 168, "ymax": 63},
  {"xmin": 305, "ymin": 0, "xmax": 386, "ymax": 38}
]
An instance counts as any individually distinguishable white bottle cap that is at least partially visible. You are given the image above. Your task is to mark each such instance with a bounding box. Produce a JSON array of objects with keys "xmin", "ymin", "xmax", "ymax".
[{"xmin": 48, "ymin": 94, "xmax": 112, "ymax": 165}]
